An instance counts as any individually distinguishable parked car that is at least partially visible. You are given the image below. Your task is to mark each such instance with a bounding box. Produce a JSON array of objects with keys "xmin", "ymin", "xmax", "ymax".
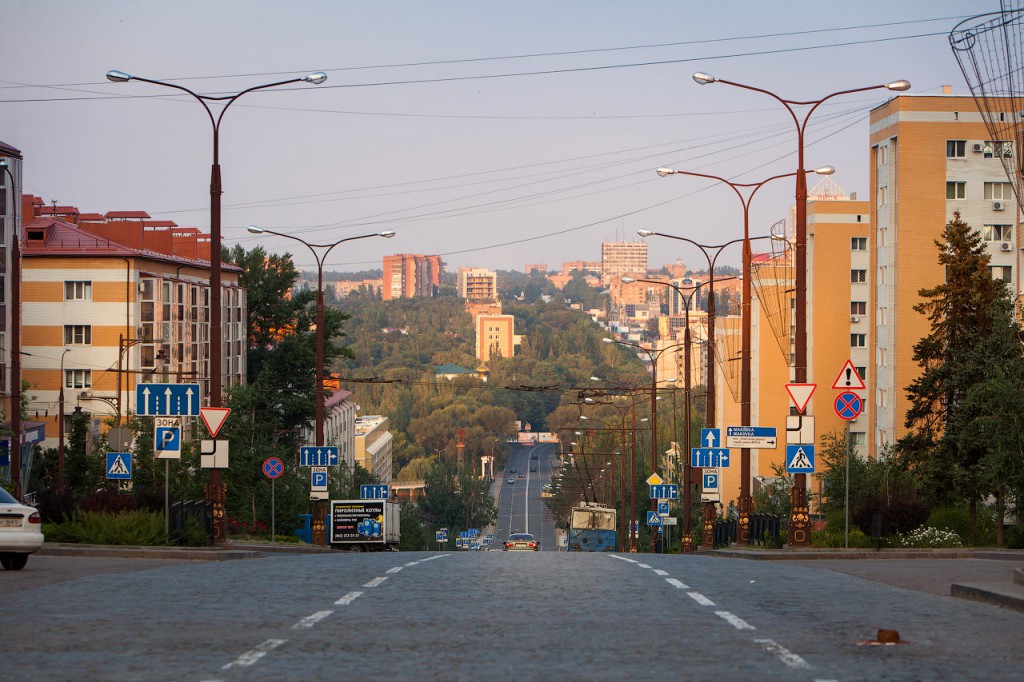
[
  {"xmin": 0, "ymin": 488, "xmax": 44, "ymax": 571},
  {"xmin": 503, "ymin": 533, "xmax": 538, "ymax": 551}
]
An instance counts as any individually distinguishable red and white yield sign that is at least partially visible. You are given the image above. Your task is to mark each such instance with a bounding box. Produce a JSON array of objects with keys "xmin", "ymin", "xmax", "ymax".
[
  {"xmin": 200, "ymin": 407, "xmax": 231, "ymax": 438},
  {"xmin": 785, "ymin": 383, "xmax": 817, "ymax": 413}
]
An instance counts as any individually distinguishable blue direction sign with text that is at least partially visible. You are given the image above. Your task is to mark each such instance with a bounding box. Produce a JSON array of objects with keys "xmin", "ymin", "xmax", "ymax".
[
  {"xmin": 649, "ymin": 484, "xmax": 679, "ymax": 500},
  {"xmin": 300, "ymin": 446, "xmax": 339, "ymax": 467},
  {"xmin": 136, "ymin": 383, "xmax": 201, "ymax": 416},
  {"xmin": 726, "ymin": 426, "xmax": 778, "ymax": 449},
  {"xmin": 691, "ymin": 448, "xmax": 731, "ymax": 468},
  {"xmin": 786, "ymin": 445, "xmax": 816, "ymax": 473},
  {"xmin": 360, "ymin": 484, "xmax": 390, "ymax": 500}
]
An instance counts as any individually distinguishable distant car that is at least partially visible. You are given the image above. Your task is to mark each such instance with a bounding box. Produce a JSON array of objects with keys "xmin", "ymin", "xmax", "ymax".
[
  {"xmin": 518, "ymin": 473, "xmax": 526, "ymax": 478},
  {"xmin": 503, "ymin": 533, "xmax": 538, "ymax": 551},
  {"xmin": 530, "ymin": 466, "xmax": 537, "ymax": 472},
  {"xmin": 0, "ymin": 487, "xmax": 44, "ymax": 571},
  {"xmin": 507, "ymin": 478, "xmax": 516, "ymax": 485},
  {"xmin": 509, "ymin": 468, "xmax": 517, "ymax": 473},
  {"xmin": 531, "ymin": 454, "xmax": 538, "ymax": 460}
]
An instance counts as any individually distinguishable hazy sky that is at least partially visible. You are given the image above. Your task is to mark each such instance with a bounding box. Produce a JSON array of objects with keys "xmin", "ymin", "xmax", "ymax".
[{"xmin": 2, "ymin": 1, "xmax": 992, "ymax": 274}]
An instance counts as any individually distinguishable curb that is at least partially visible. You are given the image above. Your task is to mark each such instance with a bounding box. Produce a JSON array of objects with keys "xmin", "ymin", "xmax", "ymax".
[
  {"xmin": 699, "ymin": 547, "xmax": 1024, "ymax": 561},
  {"xmin": 37, "ymin": 543, "xmax": 264, "ymax": 561}
]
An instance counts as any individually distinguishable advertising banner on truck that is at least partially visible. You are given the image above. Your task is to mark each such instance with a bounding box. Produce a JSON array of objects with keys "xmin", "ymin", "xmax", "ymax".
[{"xmin": 330, "ymin": 500, "xmax": 386, "ymax": 543}]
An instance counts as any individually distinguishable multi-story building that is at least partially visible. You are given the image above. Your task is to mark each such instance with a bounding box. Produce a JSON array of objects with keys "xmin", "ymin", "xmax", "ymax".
[
  {"xmin": 316, "ymin": 387, "xmax": 358, "ymax": 470},
  {"xmin": 382, "ymin": 254, "xmax": 443, "ymax": 300},
  {"xmin": 601, "ymin": 241, "xmax": 648, "ymax": 283},
  {"xmin": 354, "ymin": 415, "xmax": 393, "ymax": 483},
  {"xmin": 456, "ymin": 267, "xmax": 498, "ymax": 302},
  {"xmin": 476, "ymin": 314, "xmax": 516, "ymax": 361},
  {"xmin": 0, "ymin": 141, "xmax": 22, "ymax": 433},
  {"xmin": 868, "ymin": 91, "xmax": 1019, "ymax": 455},
  {"xmin": 17, "ymin": 197, "xmax": 246, "ymax": 451}
]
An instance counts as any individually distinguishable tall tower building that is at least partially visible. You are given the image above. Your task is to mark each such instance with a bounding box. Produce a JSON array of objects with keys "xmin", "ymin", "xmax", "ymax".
[
  {"xmin": 382, "ymin": 254, "xmax": 443, "ymax": 300},
  {"xmin": 601, "ymin": 241, "xmax": 648, "ymax": 283},
  {"xmin": 868, "ymin": 93, "xmax": 1019, "ymax": 455},
  {"xmin": 457, "ymin": 267, "xmax": 498, "ymax": 302}
]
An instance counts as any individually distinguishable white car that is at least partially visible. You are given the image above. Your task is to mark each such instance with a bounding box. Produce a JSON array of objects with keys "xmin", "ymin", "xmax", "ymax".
[{"xmin": 0, "ymin": 487, "xmax": 44, "ymax": 571}]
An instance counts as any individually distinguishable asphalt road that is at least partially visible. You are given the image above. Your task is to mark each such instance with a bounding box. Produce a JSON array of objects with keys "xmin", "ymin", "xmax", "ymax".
[
  {"xmin": 495, "ymin": 441, "xmax": 558, "ymax": 550},
  {"xmin": 3, "ymin": 550, "xmax": 1022, "ymax": 680}
]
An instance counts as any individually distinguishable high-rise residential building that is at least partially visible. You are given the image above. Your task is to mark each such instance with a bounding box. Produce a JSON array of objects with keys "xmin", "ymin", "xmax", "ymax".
[
  {"xmin": 868, "ymin": 92, "xmax": 1019, "ymax": 456},
  {"xmin": 0, "ymin": 141, "xmax": 22, "ymax": 443},
  {"xmin": 456, "ymin": 267, "xmax": 498, "ymax": 302},
  {"xmin": 601, "ymin": 240, "xmax": 648, "ymax": 283},
  {"xmin": 476, "ymin": 314, "xmax": 515, "ymax": 361},
  {"xmin": 382, "ymin": 254, "xmax": 443, "ymax": 300}
]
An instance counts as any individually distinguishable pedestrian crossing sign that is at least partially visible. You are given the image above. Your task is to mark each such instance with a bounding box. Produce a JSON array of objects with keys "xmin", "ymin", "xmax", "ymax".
[
  {"xmin": 786, "ymin": 445, "xmax": 815, "ymax": 473},
  {"xmin": 106, "ymin": 452, "xmax": 132, "ymax": 480}
]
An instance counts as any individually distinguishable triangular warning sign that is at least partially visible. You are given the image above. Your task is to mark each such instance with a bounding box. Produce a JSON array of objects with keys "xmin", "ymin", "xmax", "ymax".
[
  {"xmin": 831, "ymin": 360, "xmax": 866, "ymax": 391},
  {"xmin": 200, "ymin": 407, "xmax": 231, "ymax": 438},
  {"xmin": 787, "ymin": 447, "xmax": 812, "ymax": 470},
  {"xmin": 785, "ymin": 383, "xmax": 816, "ymax": 413}
]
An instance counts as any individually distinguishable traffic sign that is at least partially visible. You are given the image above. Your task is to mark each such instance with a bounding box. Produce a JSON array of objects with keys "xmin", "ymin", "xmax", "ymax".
[
  {"xmin": 645, "ymin": 472, "xmax": 663, "ymax": 486},
  {"xmin": 200, "ymin": 440, "xmax": 229, "ymax": 469},
  {"xmin": 647, "ymin": 511, "xmax": 662, "ymax": 526},
  {"xmin": 834, "ymin": 391, "xmax": 864, "ymax": 421},
  {"xmin": 785, "ymin": 383, "xmax": 817, "ymax": 413},
  {"xmin": 662, "ymin": 516, "xmax": 678, "ymax": 526},
  {"xmin": 700, "ymin": 428, "xmax": 721, "ymax": 448},
  {"xmin": 106, "ymin": 452, "xmax": 132, "ymax": 480},
  {"xmin": 786, "ymin": 415, "xmax": 815, "ymax": 445},
  {"xmin": 831, "ymin": 360, "xmax": 866, "ymax": 391},
  {"xmin": 135, "ymin": 383, "xmax": 201, "ymax": 416},
  {"xmin": 262, "ymin": 457, "xmax": 284, "ymax": 479},
  {"xmin": 691, "ymin": 448, "xmax": 731, "ymax": 468},
  {"xmin": 703, "ymin": 470, "xmax": 719, "ymax": 490},
  {"xmin": 360, "ymin": 484, "xmax": 390, "ymax": 499},
  {"xmin": 200, "ymin": 407, "xmax": 231, "ymax": 438},
  {"xmin": 726, "ymin": 426, "xmax": 778, "ymax": 449},
  {"xmin": 154, "ymin": 417, "xmax": 181, "ymax": 460},
  {"xmin": 311, "ymin": 467, "xmax": 328, "ymax": 492},
  {"xmin": 650, "ymin": 484, "xmax": 679, "ymax": 500},
  {"xmin": 786, "ymin": 445, "xmax": 815, "ymax": 473},
  {"xmin": 657, "ymin": 501, "xmax": 670, "ymax": 516},
  {"xmin": 300, "ymin": 446, "xmax": 339, "ymax": 467},
  {"xmin": 435, "ymin": 530, "xmax": 448, "ymax": 543}
]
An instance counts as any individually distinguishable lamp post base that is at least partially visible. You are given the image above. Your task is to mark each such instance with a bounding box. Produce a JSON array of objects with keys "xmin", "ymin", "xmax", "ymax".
[
  {"xmin": 681, "ymin": 532, "xmax": 695, "ymax": 554},
  {"xmin": 312, "ymin": 500, "xmax": 327, "ymax": 546},
  {"xmin": 738, "ymin": 494, "xmax": 752, "ymax": 544},
  {"xmin": 702, "ymin": 502, "xmax": 716, "ymax": 547},
  {"xmin": 787, "ymin": 483, "xmax": 811, "ymax": 547}
]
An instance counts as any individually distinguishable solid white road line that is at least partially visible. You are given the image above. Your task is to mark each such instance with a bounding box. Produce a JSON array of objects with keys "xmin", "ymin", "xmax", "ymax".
[
  {"xmin": 292, "ymin": 611, "xmax": 333, "ymax": 629},
  {"xmin": 715, "ymin": 611, "xmax": 756, "ymax": 630},
  {"xmin": 363, "ymin": 576, "xmax": 389, "ymax": 587},
  {"xmin": 334, "ymin": 591, "xmax": 364, "ymax": 605},
  {"xmin": 754, "ymin": 639, "xmax": 811, "ymax": 670},
  {"xmin": 222, "ymin": 639, "xmax": 287, "ymax": 669}
]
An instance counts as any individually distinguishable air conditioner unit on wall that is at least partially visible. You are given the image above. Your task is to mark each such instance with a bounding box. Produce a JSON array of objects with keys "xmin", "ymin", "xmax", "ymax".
[
  {"xmin": 1001, "ymin": 241, "xmax": 1013, "ymax": 252},
  {"xmin": 993, "ymin": 201, "xmax": 1006, "ymax": 211},
  {"xmin": 850, "ymin": 315, "xmax": 860, "ymax": 323},
  {"xmin": 973, "ymin": 143, "xmax": 983, "ymax": 152}
]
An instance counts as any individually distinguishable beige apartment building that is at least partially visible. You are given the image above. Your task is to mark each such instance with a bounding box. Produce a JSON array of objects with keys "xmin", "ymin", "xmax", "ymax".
[{"xmin": 456, "ymin": 267, "xmax": 498, "ymax": 302}]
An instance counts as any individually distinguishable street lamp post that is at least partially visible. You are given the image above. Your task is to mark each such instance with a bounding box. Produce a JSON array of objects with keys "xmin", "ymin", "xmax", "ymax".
[
  {"xmin": 247, "ymin": 226, "xmax": 394, "ymax": 545},
  {"xmin": 57, "ymin": 346, "xmax": 71, "ymax": 494},
  {"xmin": 691, "ymin": 72, "xmax": 909, "ymax": 546},
  {"xmin": 0, "ymin": 159, "xmax": 21, "ymax": 500},
  {"xmin": 652, "ymin": 167, "xmax": 832, "ymax": 543},
  {"xmin": 107, "ymin": 68, "xmax": 327, "ymax": 543}
]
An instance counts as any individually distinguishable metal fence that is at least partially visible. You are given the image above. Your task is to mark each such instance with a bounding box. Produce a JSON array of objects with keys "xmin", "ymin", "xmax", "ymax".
[{"xmin": 712, "ymin": 513, "xmax": 783, "ymax": 548}]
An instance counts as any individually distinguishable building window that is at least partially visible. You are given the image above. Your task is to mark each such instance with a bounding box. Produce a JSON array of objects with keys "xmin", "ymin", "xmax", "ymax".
[
  {"xmin": 990, "ymin": 265, "xmax": 1013, "ymax": 281},
  {"xmin": 876, "ymin": 145, "xmax": 888, "ymax": 166},
  {"xmin": 877, "ymin": 307, "xmax": 887, "ymax": 325},
  {"xmin": 850, "ymin": 431, "xmax": 866, "ymax": 446},
  {"xmin": 879, "ymin": 267, "xmax": 887, "ymax": 285},
  {"xmin": 987, "ymin": 140, "xmax": 1013, "ymax": 157},
  {"xmin": 851, "ymin": 301, "xmax": 867, "ymax": 315},
  {"xmin": 851, "ymin": 237, "xmax": 867, "ymax": 251},
  {"xmin": 877, "ymin": 347, "xmax": 887, "ymax": 366},
  {"xmin": 983, "ymin": 224, "xmax": 1013, "ymax": 241},
  {"xmin": 946, "ymin": 181, "xmax": 967, "ymax": 200},
  {"xmin": 878, "ymin": 186, "xmax": 888, "ymax": 207},
  {"xmin": 856, "ymin": 366, "xmax": 868, "ymax": 382},
  {"xmin": 63, "ymin": 325, "xmax": 92, "ymax": 345},
  {"xmin": 876, "ymin": 389, "xmax": 887, "ymax": 408},
  {"xmin": 984, "ymin": 182, "xmax": 1013, "ymax": 201},
  {"xmin": 65, "ymin": 369, "xmax": 92, "ymax": 389},
  {"xmin": 851, "ymin": 334, "xmax": 866, "ymax": 347},
  {"xmin": 946, "ymin": 140, "xmax": 966, "ymax": 158},
  {"xmin": 64, "ymin": 281, "xmax": 92, "ymax": 301},
  {"xmin": 851, "ymin": 269, "xmax": 867, "ymax": 283}
]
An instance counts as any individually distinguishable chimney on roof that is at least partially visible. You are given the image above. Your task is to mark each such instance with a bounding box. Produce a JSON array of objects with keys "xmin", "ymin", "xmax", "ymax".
[{"xmin": 942, "ymin": 85, "xmax": 952, "ymax": 95}]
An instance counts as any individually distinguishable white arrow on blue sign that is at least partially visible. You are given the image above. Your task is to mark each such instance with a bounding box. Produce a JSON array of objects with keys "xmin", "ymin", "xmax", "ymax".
[
  {"xmin": 360, "ymin": 484, "xmax": 389, "ymax": 499},
  {"xmin": 691, "ymin": 448, "xmax": 731, "ymax": 468},
  {"xmin": 300, "ymin": 446, "xmax": 339, "ymax": 467},
  {"xmin": 649, "ymin": 484, "xmax": 679, "ymax": 500},
  {"xmin": 136, "ymin": 383, "xmax": 201, "ymax": 416},
  {"xmin": 700, "ymin": 428, "xmax": 720, "ymax": 448}
]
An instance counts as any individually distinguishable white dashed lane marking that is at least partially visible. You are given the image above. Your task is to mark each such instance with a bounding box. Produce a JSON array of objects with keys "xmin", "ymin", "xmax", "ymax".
[
  {"xmin": 755, "ymin": 639, "xmax": 811, "ymax": 669},
  {"xmin": 222, "ymin": 639, "xmax": 287, "ymax": 669},
  {"xmin": 666, "ymin": 578, "xmax": 689, "ymax": 589},
  {"xmin": 335, "ymin": 591, "xmax": 363, "ymax": 605},
  {"xmin": 653, "ymin": 569, "xmax": 669, "ymax": 576},
  {"xmin": 688, "ymin": 592, "xmax": 715, "ymax": 606},
  {"xmin": 386, "ymin": 566, "xmax": 404, "ymax": 574},
  {"xmin": 716, "ymin": 611, "xmax": 756, "ymax": 630},
  {"xmin": 363, "ymin": 576, "xmax": 389, "ymax": 588},
  {"xmin": 292, "ymin": 611, "xmax": 333, "ymax": 629}
]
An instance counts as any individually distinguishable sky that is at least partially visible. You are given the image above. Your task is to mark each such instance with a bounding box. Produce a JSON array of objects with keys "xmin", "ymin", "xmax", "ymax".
[{"xmin": 1, "ymin": 1, "xmax": 996, "ymax": 274}]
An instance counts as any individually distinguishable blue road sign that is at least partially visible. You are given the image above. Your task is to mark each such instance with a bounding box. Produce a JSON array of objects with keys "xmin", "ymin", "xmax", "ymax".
[
  {"xmin": 703, "ymin": 471, "xmax": 719, "ymax": 490},
  {"xmin": 311, "ymin": 469, "xmax": 328, "ymax": 489},
  {"xmin": 459, "ymin": 531, "xmax": 471, "ymax": 539},
  {"xmin": 300, "ymin": 446, "xmax": 339, "ymax": 467},
  {"xmin": 690, "ymin": 448, "xmax": 731, "ymax": 468},
  {"xmin": 786, "ymin": 445, "xmax": 816, "ymax": 473},
  {"xmin": 657, "ymin": 501, "xmax": 670, "ymax": 516},
  {"xmin": 700, "ymin": 428, "xmax": 721, "ymax": 448},
  {"xmin": 135, "ymin": 383, "xmax": 201, "ymax": 416},
  {"xmin": 155, "ymin": 426, "xmax": 180, "ymax": 454},
  {"xmin": 649, "ymin": 484, "xmax": 679, "ymax": 500},
  {"xmin": 262, "ymin": 457, "xmax": 284, "ymax": 479},
  {"xmin": 435, "ymin": 531, "xmax": 447, "ymax": 542},
  {"xmin": 834, "ymin": 391, "xmax": 864, "ymax": 421},
  {"xmin": 726, "ymin": 425, "xmax": 778, "ymax": 448},
  {"xmin": 106, "ymin": 452, "xmax": 132, "ymax": 480},
  {"xmin": 360, "ymin": 484, "xmax": 390, "ymax": 500},
  {"xmin": 647, "ymin": 511, "xmax": 662, "ymax": 526}
]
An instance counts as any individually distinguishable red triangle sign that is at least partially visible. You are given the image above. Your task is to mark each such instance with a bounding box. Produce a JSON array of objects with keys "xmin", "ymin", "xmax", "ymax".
[
  {"xmin": 831, "ymin": 360, "xmax": 866, "ymax": 391},
  {"xmin": 200, "ymin": 407, "xmax": 231, "ymax": 438},
  {"xmin": 785, "ymin": 383, "xmax": 816, "ymax": 413}
]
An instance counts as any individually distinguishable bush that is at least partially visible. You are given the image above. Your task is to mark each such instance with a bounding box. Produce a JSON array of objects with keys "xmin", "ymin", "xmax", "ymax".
[
  {"xmin": 926, "ymin": 506, "xmax": 995, "ymax": 546},
  {"xmin": 177, "ymin": 516, "xmax": 210, "ymax": 547},
  {"xmin": 1005, "ymin": 525, "xmax": 1024, "ymax": 549},
  {"xmin": 46, "ymin": 509, "xmax": 166, "ymax": 545},
  {"xmin": 81, "ymin": 490, "xmax": 138, "ymax": 514},
  {"xmin": 810, "ymin": 526, "xmax": 874, "ymax": 548},
  {"xmin": 895, "ymin": 526, "xmax": 963, "ymax": 548}
]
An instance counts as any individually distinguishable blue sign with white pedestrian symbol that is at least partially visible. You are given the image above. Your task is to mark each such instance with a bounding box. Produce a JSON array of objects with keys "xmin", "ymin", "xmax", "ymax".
[
  {"xmin": 300, "ymin": 446, "xmax": 339, "ymax": 467},
  {"xmin": 786, "ymin": 445, "xmax": 815, "ymax": 473},
  {"xmin": 106, "ymin": 452, "xmax": 132, "ymax": 480},
  {"xmin": 360, "ymin": 484, "xmax": 389, "ymax": 500},
  {"xmin": 649, "ymin": 484, "xmax": 679, "ymax": 500},
  {"xmin": 700, "ymin": 428, "xmax": 721, "ymax": 448},
  {"xmin": 703, "ymin": 471, "xmax": 719, "ymax": 490},
  {"xmin": 691, "ymin": 448, "xmax": 731, "ymax": 468},
  {"xmin": 647, "ymin": 511, "xmax": 662, "ymax": 526},
  {"xmin": 135, "ymin": 383, "xmax": 201, "ymax": 416}
]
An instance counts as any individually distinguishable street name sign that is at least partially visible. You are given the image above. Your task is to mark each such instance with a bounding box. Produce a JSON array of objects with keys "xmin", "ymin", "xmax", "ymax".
[
  {"xmin": 726, "ymin": 426, "xmax": 778, "ymax": 449},
  {"xmin": 136, "ymin": 383, "xmax": 201, "ymax": 416},
  {"xmin": 691, "ymin": 448, "xmax": 731, "ymax": 468},
  {"xmin": 300, "ymin": 446, "xmax": 339, "ymax": 467}
]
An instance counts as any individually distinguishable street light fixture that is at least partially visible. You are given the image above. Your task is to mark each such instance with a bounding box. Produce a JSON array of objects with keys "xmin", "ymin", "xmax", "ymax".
[
  {"xmin": 652, "ymin": 165, "xmax": 832, "ymax": 543},
  {"xmin": 107, "ymin": 69, "xmax": 327, "ymax": 543},
  {"xmin": 246, "ymin": 225, "xmax": 394, "ymax": 545},
  {"xmin": 690, "ymin": 72, "xmax": 908, "ymax": 546}
]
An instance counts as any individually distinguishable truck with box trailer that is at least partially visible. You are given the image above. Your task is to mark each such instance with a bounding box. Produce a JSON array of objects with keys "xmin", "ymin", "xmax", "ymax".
[{"xmin": 329, "ymin": 499, "xmax": 400, "ymax": 551}]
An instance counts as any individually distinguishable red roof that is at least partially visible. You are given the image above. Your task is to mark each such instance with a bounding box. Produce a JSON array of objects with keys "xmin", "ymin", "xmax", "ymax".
[
  {"xmin": 144, "ymin": 220, "xmax": 179, "ymax": 228},
  {"xmin": 76, "ymin": 213, "xmax": 105, "ymax": 222},
  {"xmin": 105, "ymin": 210, "xmax": 151, "ymax": 219}
]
